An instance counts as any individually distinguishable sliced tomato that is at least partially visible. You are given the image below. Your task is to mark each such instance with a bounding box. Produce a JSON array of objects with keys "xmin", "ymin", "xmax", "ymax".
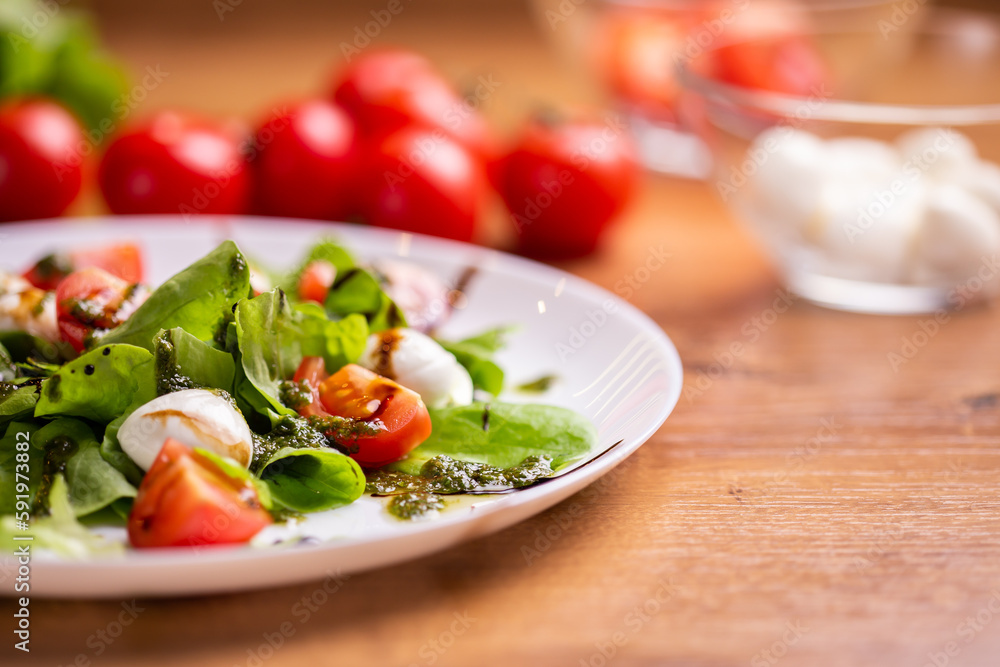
[
  {"xmin": 291, "ymin": 359, "xmax": 431, "ymax": 468},
  {"xmin": 128, "ymin": 438, "xmax": 272, "ymax": 549},
  {"xmin": 292, "ymin": 355, "xmax": 330, "ymax": 418},
  {"xmin": 22, "ymin": 243, "xmax": 144, "ymax": 291},
  {"xmin": 55, "ymin": 267, "xmax": 145, "ymax": 352},
  {"xmin": 297, "ymin": 260, "xmax": 336, "ymax": 304}
]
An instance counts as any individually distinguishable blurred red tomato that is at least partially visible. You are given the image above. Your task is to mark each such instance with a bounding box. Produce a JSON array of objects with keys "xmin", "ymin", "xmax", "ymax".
[
  {"xmin": 358, "ymin": 127, "xmax": 483, "ymax": 242},
  {"xmin": 331, "ymin": 49, "xmax": 493, "ymax": 160},
  {"xmin": 0, "ymin": 99, "xmax": 83, "ymax": 222},
  {"xmin": 98, "ymin": 111, "xmax": 249, "ymax": 216},
  {"xmin": 251, "ymin": 100, "xmax": 360, "ymax": 220},
  {"xmin": 495, "ymin": 116, "xmax": 639, "ymax": 259},
  {"xmin": 23, "ymin": 242, "xmax": 144, "ymax": 291}
]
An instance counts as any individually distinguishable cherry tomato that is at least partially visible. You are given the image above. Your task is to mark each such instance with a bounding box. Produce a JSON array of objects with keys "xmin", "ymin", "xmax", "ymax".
[
  {"xmin": 128, "ymin": 438, "xmax": 272, "ymax": 549},
  {"xmin": 0, "ymin": 99, "xmax": 83, "ymax": 222},
  {"xmin": 331, "ymin": 49, "xmax": 493, "ymax": 159},
  {"xmin": 251, "ymin": 100, "xmax": 360, "ymax": 220},
  {"xmin": 98, "ymin": 111, "xmax": 250, "ymax": 216},
  {"xmin": 292, "ymin": 359, "xmax": 431, "ymax": 468},
  {"xmin": 495, "ymin": 116, "xmax": 639, "ymax": 259},
  {"xmin": 55, "ymin": 267, "xmax": 146, "ymax": 352},
  {"xmin": 358, "ymin": 127, "xmax": 483, "ymax": 242},
  {"xmin": 22, "ymin": 242, "xmax": 144, "ymax": 291},
  {"xmin": 297, "ymin": 260, "xmax": 336, "ymax": 304}
]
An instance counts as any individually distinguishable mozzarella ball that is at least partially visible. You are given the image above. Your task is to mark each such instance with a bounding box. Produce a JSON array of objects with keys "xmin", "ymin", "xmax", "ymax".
[
  {"xmin": 0, "ymin": 273, "xmax": 58, "ymax": 343},
  {"xmin": 910, "ymin": 184, "xmax": 1000, "ymax": 285},
  {"xmin": 826, "ymin": 137, "xmax": 901, "ymax": 183},
  {"xmin": 359, "ymin": 328, "xmax": 473, "ymax": 408},
  {"xmin": 896, "ymin": 127, "xmax": 979, "ymax": 184},
  {"xmin": 817, "ymin": 178, "xmax": 926, "ymax": 283},
  {"xmin": 748, "ymin": 128, "xmax": 828, "ymax": 239},
  {"xmin": 118, "ymin": 389, "xmax": 254, "ymax": 470}
]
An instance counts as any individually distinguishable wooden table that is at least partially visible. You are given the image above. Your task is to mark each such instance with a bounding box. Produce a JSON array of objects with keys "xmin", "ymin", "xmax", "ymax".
[{"xmin": 13, "ymin": 3, "xmax": 1000, "ymax": 666}]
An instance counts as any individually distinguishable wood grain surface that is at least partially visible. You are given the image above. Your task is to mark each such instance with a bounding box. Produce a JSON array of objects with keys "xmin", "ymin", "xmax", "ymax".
[{"xmin": 10, "ymin": 3, "xmax": 1000, "ymax": 666}]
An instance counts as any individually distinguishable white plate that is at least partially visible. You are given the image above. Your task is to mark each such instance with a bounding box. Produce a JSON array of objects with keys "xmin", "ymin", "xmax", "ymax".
[{"xmin": 0, "ymin": 216, "xmax": 682, "ymax": 598}]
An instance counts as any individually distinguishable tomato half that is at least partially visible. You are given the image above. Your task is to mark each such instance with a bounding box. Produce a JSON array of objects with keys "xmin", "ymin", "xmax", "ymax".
[
  {"xmin": 0, "ymin": 99, "xmax": 84, "ymax": 222},
  {"xmin": 128, "ymin": 438, "xmax": 272, "ymax": 549},
  {"xmin": 23, "ymin": 242, "xmax": 144, "ymax": 291},
  {"xmin": 55, "ymin": 267, "xmax": 145, "ymax": 352},
  {"xmin": 293, "ymin": 359, "xmax": 431, "ymax": 468}
]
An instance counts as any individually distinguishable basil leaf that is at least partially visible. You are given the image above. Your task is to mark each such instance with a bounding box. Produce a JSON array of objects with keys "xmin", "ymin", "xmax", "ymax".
[
  {"xmin": 100, "ymin": 240, "xmax": 251, "ymax": 351},
  {"xmin": 258, "ymin": 446, "xmax": 365, "ymax": 513},
  {"xmin": 393, "ymin": 401, "xmax": 597, "ymax": 474},
  {"xmin": 325, "ymin": 268, "xmax": 406, "ymax": 333}
]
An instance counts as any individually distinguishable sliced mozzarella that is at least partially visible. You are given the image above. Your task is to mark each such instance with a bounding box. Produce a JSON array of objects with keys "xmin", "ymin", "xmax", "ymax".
[
  {"xmin": 118, "ymin": 389, "xmax": 254, "ymax": 471},
  {"xmin": 359, "ymin": 328, "xmax": 473, "ymax": 408},
  {"xmin": 0, "ymin": 272, "xmax": 58, "ymax": 342}
]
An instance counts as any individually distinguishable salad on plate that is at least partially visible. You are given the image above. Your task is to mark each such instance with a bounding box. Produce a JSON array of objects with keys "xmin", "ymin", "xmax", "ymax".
[{"xmin": 0, "ymin": 237, "xmax": 596, "ymax": 554}]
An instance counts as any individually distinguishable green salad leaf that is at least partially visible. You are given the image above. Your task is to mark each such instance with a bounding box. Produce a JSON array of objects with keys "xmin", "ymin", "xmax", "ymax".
[
  {"xmin": 0, "ymin": 384, "xmax": 40, "ymax": 426},
  {"xmin": 0, "ymin": 475, "xmax": 124, "ymax": 558},
  {"xmin": 195, "ymin": 448, "xmax": 273, "ymax": 511},
  {"xmin": 437, "ymin": 327, "xmax": 516, "ymax": 397},
  {"xmin": 100, "ymin": 241, "xmax": 251, "ymax": 351},
  {"xmin": 234, "ymin": 289, "xmax": 368, "ymax": 417},
  {"xmin": 0, "ymin": 331, "xmax": 72, "ymax": 365},
  {"xmin": 0, "ymin": 419, "xmax": 44, "ymax": 515},
  {"xmin": 258, "ymin": 446, "xmax": 365, "ymax": 513},
  {"xmin": 392, "ymin": 401, "xmax": 597, "ymax": 474},
  {"xmin": 325, "ymin": 268, "xmax": 406, "ymax": 332},
  {"xmin": 35, "ymin": 344, "xmax": 155, "ymax": 423},
  {"xmin": 154, "ymin": 327, "xmax": 236, "ymax": 395}
]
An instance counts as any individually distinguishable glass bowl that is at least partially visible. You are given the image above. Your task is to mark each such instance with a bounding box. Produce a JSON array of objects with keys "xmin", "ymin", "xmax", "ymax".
[
  {"xmin": 530, "ymin": 0, "xmax": 917, "ymax": 178},
  {"xmin": 678, "ymin": 8, "xmax": 1000, "ymax": 314}
]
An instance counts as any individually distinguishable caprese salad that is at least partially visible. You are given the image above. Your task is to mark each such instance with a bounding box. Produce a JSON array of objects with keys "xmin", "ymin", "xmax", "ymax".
[{"xmin": 0, "ymin": 238, "xmax": 595, "ymax": 553}]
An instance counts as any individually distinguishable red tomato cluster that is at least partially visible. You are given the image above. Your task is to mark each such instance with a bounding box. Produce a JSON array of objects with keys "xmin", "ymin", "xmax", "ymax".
[{"xmin": 0, "ymin": 49, "xmax": 644, "ymax": 258}]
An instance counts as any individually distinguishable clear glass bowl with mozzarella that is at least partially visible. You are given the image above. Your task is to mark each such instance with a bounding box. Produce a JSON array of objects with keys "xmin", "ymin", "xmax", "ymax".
[{"xmin": 678, "ymin": 8, "xmax": 1000, "ymax": 314}]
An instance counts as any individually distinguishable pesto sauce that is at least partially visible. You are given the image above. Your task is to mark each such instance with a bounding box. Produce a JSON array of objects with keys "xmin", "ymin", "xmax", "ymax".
[
  {"xmin": 153, "ymin": 331, "xmax": 200, "ymax": 395},
  {"xmin": 278, "ymin": 379, "xmax": 312, "ymax": 410},
  {"xmin": 388, "ymin": 492, "xmax": 445, "ymax": 520},
  {"xmin": 250, "ymin": 415, "xmax": 329, "ymax": 474},
  {"xmin": 34, "ymin": 436, "xmax": 78, "ymax": 514},
  {"xmin": 366, "ymin": 455, "xmax": 556, "ymax": 520}
]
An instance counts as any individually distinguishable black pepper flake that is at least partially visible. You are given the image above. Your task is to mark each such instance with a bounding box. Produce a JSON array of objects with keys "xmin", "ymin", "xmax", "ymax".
[
  {"xmin": 84, "ymin": 364, "xmax": 95, "ymax": 375},
  {"xmin": 102, "ymin": 347, "xmax": 111, "ymax": 356}
]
